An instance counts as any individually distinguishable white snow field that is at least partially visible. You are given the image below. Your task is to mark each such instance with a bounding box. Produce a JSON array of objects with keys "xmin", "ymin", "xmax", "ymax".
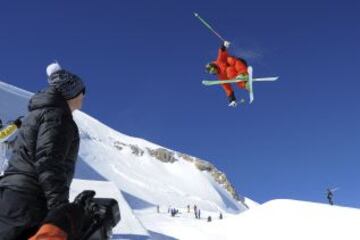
[{"xmin": 1, "ymin": 80, "xmax": 360, "ymax": 240}]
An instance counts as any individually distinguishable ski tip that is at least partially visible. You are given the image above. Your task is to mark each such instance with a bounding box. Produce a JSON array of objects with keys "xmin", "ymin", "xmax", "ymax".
[{"xmin": 194, "ymin": 12, "xmax": 199, "ymax": 17}]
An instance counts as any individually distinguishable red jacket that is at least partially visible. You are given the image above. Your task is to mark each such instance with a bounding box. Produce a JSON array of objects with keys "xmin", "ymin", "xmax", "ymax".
[{"xmin": 214, "ymin": 48, "xmax": 248, "ymax": 80}]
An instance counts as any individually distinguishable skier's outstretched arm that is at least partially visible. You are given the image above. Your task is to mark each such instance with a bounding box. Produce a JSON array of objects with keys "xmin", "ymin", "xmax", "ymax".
[{"xmin": 217, "ymin": 41, "xmax": 231, "ymax": 62}]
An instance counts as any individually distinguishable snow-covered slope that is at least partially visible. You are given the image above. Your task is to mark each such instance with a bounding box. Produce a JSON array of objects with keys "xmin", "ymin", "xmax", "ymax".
[
  {"xmin": 214, "ymin": 199, "xmax": 360, "ymax": 240},
  {"xmin": 2, "ymin": 80, "xmax": 359, "ymax": 240},
  {"xmin": 0, "ymin": 81, "xmax": 248, "ymax": 236},
  {"xmin": 123, "ymin": 199, "xmax": 360, "ymax": 240},
  {"xmin": 75, "ymin": 110, "xmax": 246, "ymax": 213},
  {"xmin": 0, "ymin": 81, "xmax": 32, "ymax": 121}
]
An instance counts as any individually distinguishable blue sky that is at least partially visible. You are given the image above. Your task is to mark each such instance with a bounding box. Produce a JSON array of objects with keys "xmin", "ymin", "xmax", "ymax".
[{"xmin": 1, "ymin": 0, "xmax": 359, "ymax": 207}]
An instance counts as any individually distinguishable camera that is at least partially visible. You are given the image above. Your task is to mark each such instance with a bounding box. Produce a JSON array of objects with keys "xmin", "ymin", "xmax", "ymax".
[{"xmin": 83, "ymin": 198, "xmax": 121, "ymax": 240}]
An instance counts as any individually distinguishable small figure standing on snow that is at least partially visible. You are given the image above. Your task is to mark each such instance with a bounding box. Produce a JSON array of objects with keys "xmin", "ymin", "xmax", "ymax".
[
  {"xmin": 157, "ymin": 205, "xmax": 160, "ymax": 213},
  {"xmin": 205, "ymin": 41, "xmax": 249, "ymax": 107},
  {"xmin": 219, "ymin": 212, "xmax": 223, "ymax": 220},
  {"xmin": 207, "ymin": 216, "xmax": 212, "ymax": 222},
  {"xmin": 187, "ymin": 204, "xmax": 190, "ymax": 213},
  {"xmin": 326, "ymin": 188, "xmax": 335, "ymax": 205}
]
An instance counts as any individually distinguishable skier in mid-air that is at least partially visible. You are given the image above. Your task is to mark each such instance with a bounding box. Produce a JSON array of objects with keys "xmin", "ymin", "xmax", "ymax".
[
  {"xmin": 205, "ymin": 41, "xmax": 249, "ymax": 107},
  {"xmin": 195, "ymin": 12, "xmax": 278, "ymax": 106}
]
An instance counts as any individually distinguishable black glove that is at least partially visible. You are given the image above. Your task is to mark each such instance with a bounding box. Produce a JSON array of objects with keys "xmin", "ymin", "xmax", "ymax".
[
  {"xmin": 13, "ymin": 116, "xmax": 24, "ymax": 128},
  {"xmin": 74, "ymin": 190, "xmax": 96, "ymax": 207}
]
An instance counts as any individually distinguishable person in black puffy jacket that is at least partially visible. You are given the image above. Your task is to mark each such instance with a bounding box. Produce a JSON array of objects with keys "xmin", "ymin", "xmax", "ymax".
[{"xmin": 0, "ymin": 62, "xmax": 86, "ymax": 240}]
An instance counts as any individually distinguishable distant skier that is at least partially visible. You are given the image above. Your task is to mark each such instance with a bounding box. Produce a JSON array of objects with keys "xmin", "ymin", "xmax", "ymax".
[
  {"xmin": 205, "ymin": 41, "xmax": 249, "ymax": 107},
  {"xmin": 171, "ymin": 208, "xmax": 179, "ymax": 217},
  {"xmin": 219, "ymin": 212, "xmax": 223, "ymax": 220},
  {"xmin": 0, "ymin": 62, "xmax": 86, "ymax": 239},
  {"xmin": 326, "ymin": 188, "xmax": 335, "ymax": 205},
  {"xmin": 194, "ymin": 205, "xmax": 198, "ymax": 218}
]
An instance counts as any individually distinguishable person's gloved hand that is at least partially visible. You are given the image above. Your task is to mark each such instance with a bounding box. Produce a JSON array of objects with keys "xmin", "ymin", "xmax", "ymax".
[
  {"xmin": 224, "ymin": 41, "xmax": 231, "ymax": 49},
  {"xmin": 13, "ymin": 116, "xmax": 23, "ymax": 128},
  {"xmin": 74, "ymin": 190, "xmax": 96, "ymax": 207}
]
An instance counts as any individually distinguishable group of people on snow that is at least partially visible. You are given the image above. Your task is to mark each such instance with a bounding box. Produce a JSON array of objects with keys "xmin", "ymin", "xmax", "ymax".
[{"xmin": 165, "ymin": 204, "xmax": 223, "ymax": 222}]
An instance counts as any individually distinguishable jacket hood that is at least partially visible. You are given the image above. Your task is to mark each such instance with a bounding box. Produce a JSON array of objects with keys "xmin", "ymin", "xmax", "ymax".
[{"xmin": 28, "ymin": 87, "xmax": 71, "ymax": 113}]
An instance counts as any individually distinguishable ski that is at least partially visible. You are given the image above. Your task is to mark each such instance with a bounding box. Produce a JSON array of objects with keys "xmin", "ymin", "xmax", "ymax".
[
  {"xmin": 248, "ymin": 66, "xmax": 254, "ymax": 104},
  {"xmin": 202, "ymin": 66, "xmax": 278, "ymax": 104},
  {"xmin": 202, "ymin": 76, "xmax": 279, "ymax": 86}
]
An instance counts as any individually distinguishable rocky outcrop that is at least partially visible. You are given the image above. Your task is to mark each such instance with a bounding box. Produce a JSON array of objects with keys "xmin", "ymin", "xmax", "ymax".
[
  {"xmin": 130, "ymin": 144, "xmax": 144, "ymax": 157},
  {"xmin": 194, "ymin": 159, "xmax": 214, "ymax": 172},
  {"xmin": 177, "ymin": 153, "xmax": 195, "ymax": 163},
  {"xmin": 114, "ymin": 141, "xmax": 126, "ymax": 151},
  {"xmin": 193, "ymin": 158, "xmax": 241, "ymax": 201},
  {"xmin": 147, "ymin": 148, "xmax": 177, "ymax": 163},
  {"xmin": 111, "ymin": 139, "xmax": 241, "ymax": 202}
]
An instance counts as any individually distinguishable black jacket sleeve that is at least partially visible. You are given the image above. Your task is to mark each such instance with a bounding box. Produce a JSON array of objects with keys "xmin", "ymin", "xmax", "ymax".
[{"xmin": 34, "ymin": 108, "xmax": 75, "ymax": 209}]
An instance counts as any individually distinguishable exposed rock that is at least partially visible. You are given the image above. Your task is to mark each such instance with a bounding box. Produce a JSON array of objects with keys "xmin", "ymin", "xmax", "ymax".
[
  {"xmin": 147, "ymin": 148, "xmax": 178, "ymax": 163},
  {"xmin": 111, "ymin": 140, "xmax": 242, "ymax": 202},
  {"xmin": 130, "ymin": 144, "xmax": 144, "ymax": 156},
  {"xmin": 177, "ymin": 153, "xmax": 195, "ymax": 162},
  {"xmin": 114, "ymin": 141, "xmax": 127, "ymax": 151},
  {"xmin": 195, "ymin": 159, "xmax": 215, "ymax": 172},
  {"xmin": 193, "ymin": 158, "xmax": 241, "ymax": 201}
]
